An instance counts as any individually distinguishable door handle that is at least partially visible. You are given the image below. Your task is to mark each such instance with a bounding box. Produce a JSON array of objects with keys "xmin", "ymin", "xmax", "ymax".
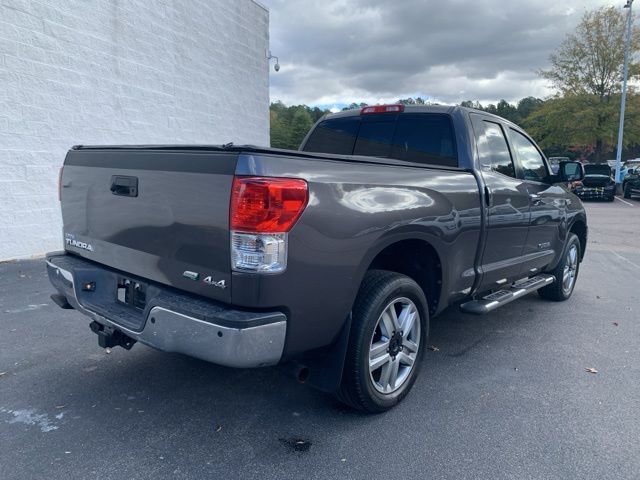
[
  {"xmin": 484, "ymin": 186, "xmax": 492, "ymax": 207},
  {"xmin": 110, "ymin": 175, "xmax": 138, "ymax": 197},
  {"xmin": 529, "ymin": 193, "xmax": 542, "ymax": 206}
]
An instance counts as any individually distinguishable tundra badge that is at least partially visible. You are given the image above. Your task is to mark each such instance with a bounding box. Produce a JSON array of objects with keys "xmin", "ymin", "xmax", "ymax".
[{"xmin": 65, "ymin": 233, "xmax": 94, "ymax": 252}]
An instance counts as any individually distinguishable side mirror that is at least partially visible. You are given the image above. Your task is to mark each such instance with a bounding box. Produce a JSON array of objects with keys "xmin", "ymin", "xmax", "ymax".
[{"xmin": 559, "ymin": 161, "xmax": 584, "ymax": 182}]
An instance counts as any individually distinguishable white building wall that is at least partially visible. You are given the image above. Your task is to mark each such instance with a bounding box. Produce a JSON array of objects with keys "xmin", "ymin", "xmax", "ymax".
[{"xmin": 0, "ymin": 0, "xmax": 269, "ymax": 260}]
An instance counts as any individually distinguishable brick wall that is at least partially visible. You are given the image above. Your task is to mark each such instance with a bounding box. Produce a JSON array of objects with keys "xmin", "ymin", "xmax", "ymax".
[{"xmin": 0, "ymin": 0, "xmax": 269, "ymax": 260}]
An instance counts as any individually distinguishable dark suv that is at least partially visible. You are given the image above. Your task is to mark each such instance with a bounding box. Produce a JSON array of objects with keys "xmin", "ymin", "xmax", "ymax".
[
  {"xmin": 574, "ymin": 164, "xmax": 616, "ymax": 201},
  {"xmin": 623, "ymin": 166, "xmax": 640, "ymax": 199}
]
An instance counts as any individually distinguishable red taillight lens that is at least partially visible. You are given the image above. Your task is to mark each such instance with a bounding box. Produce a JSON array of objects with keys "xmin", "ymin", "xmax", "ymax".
[
  {"xmin": 230, "ymin": 176, "xmax": 308, "ymax": 233},
  {"xmin": 361, "ymin": 104, "xmax": 405, "ymax": 115}
]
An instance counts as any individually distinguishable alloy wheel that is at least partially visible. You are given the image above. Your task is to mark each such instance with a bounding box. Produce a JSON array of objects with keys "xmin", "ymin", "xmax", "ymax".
[{"xmin": 368, "ymin": 297, "xmax": 421, "ymax": 394}]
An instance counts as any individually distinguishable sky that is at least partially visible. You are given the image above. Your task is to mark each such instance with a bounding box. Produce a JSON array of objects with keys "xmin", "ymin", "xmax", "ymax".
[{"xmin": 261, "ymin": 0, "xmax": 619, "ymax": 110}]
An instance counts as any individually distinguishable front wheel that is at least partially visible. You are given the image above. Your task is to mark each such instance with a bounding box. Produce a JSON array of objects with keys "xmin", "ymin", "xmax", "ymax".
[
  {"xmin": 624, "ymin": 184, "xmax": 633, "ymax": 199},
  {"xmin": 538, "ymin": 234, "xmax": 581, "ymax": 301},
  {"xmin": 336, "ymin": 270, "xmax": 428, "ymax": 413}
]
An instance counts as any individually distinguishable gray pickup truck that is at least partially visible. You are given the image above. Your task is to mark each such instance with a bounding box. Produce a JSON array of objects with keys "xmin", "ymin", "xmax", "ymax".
[{"xmin": 47, "ymin": 105, "xmax": 587, "ymax": 412}]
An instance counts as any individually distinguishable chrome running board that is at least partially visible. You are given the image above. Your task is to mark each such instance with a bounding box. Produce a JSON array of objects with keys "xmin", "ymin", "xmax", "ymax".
[{"xmin": 460, "ymin": 274, "xmax": 555, "ymax": 315}]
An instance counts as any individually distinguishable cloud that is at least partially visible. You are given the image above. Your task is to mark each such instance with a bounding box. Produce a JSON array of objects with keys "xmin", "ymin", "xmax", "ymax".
[{"xmin": 262, "ymin": 0, "xmax": 611, "ymax": 105}]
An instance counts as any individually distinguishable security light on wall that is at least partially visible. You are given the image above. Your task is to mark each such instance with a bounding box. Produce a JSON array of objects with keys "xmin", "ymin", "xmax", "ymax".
[{"xmin": 267, "ymin": 51, "xmax": 280, "ymax": 72}]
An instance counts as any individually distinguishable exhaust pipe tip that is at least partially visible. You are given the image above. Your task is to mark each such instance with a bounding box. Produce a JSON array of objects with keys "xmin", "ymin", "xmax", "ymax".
[
  {"xmin": 281, "ymin": 362, "xmax": 310, "ymax": 383},
  {"xmin": 297, "ymin": 367, "xmax": 310, "ymax": 383}
]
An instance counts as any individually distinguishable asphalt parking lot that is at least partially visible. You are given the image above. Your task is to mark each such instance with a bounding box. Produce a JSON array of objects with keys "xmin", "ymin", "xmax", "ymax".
[{"xmin": 1, "ymin": 198, "xmax": 639, "ymax": 480}]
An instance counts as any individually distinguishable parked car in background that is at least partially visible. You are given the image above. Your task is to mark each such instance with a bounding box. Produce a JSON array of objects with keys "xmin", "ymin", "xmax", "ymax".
[
  {"xmin": 573, "ymin": 164, "xmax": 616, "ymax": 201},
  {"xmin": 623, "ymin": 166, "xmax": 640, "ymax": 199},
  {"xmin": 622, "ymin": 159, "xmax": 640, "ymax": 186},
  {"xmin": 548, "ymin": 156, "xmax": 570, "ymax": 174}
]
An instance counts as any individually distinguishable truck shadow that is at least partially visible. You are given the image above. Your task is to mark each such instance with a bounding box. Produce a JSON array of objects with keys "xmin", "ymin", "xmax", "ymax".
[
  {"xmin": 34, "ymin": 293, "xmax": 552, "ymax": 426},
  {"xmin": 6, "ymin": 278, "xmax": 575, "ymax": 466}
]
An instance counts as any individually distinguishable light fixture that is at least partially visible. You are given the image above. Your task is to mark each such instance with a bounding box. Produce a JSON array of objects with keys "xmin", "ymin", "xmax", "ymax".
[{"xmin": 267, "ymin": 50, "xmax": 280, "ymax": 72}]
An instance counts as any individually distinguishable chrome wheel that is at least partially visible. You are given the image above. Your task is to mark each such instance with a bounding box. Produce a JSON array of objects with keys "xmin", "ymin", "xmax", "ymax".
[
  {"xmin": 562, "ymin": 244, "xmax": 578, "ymax": 295},
  {"xmin": 368, "ymin": 297, "xmax": 421, "ymax": 394}
]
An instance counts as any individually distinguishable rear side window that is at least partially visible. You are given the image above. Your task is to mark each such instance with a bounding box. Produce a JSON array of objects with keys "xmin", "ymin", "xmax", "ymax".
[
  {"xmin": 391, "ymin": 114, "xmax": 457, "ymax": 167},
  {"xmin": 303, "ymin": 112, "xmax": 458, "ymax": 167},
  {"xmin": 302, "ymin": 117, "xmax": 359, "ymax": 155},
  {"xmin": 475, "ymin": 120, "xmax": 516, "ymax": 178}
]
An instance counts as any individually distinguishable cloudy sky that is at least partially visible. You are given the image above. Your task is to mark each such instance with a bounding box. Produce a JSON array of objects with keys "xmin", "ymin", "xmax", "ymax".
[{"xmin": 261, "ymin": 0, "xmax": 618, "ymax": 109}]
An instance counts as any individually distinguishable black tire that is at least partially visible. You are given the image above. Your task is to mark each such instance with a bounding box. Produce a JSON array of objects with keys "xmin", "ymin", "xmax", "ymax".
[
  {"xmin": 607, "ymin": 195, "xmax": 615, "ymax": 202},
  {"xmin": 538, "ymin": 234, "xmax": 581, "ymax": 301},
  {"xmin": 336, "ymin": 270, "xmax": 428, "ymax": 413},
  {"xmin": 624, "ymin": 184, "xmax": 632, "ymax": 199}
]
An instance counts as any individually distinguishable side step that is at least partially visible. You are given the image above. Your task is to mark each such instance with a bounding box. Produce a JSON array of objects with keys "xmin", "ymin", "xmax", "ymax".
[{"xmin": 460, "ymin": 274, "xmax": 555, "ymax": 315}]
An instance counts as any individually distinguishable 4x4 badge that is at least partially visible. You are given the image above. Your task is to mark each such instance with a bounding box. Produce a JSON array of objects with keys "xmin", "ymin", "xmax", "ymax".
[{"xmin": 203, "ymin": 276, "xmax": 227, "ymax": 289}]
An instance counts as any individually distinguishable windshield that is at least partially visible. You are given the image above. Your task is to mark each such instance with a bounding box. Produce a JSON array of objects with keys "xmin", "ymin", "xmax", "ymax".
[{"xmin": 584, "ymin": 165, "xmax": 612, "ymax": 176}]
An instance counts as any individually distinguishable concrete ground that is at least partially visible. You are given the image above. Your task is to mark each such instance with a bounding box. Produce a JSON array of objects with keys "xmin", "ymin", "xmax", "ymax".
[{"xmin": 1, "ymin": 198, "xmax": 639, "ymax": 480}]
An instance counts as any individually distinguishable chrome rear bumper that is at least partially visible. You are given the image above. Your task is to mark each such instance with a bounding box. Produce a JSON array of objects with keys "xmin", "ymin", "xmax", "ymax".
[{"xmin": 46, "ymin": 253, "xmax": 286, "ymax": 368}]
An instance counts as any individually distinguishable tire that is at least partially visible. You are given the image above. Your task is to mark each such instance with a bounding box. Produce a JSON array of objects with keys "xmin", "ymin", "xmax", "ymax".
[
  {"xmin": 538, "ymin": 234, "xmax": 581, "ymax": 301},
  {"xmin": 624, "ymin": 184, "xmax": 632, "ymax": 199},
  {"xmin": 336, "ymin": 270, "xmax": 428, "ymax": 413}
]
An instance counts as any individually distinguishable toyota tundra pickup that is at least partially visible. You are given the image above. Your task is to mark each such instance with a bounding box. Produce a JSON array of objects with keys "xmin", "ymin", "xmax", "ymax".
[{"xmin": 47, "ymin": 105, "xmax": 588, "ymax": 412}]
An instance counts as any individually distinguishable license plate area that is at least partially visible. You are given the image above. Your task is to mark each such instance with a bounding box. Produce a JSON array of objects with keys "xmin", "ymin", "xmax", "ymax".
[{"xmin": 117, "ymin": 277, "xmax": 147, "ymax": 310}]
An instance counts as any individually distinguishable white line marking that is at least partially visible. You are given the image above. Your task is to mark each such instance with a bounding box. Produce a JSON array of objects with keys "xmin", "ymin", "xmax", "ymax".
[
  {"xmin": 609, "ymin": 249, "xmax": 640, "ymax": 269},
  {"xmin": 3, "ymin": 304, "xmax": 49, "ymax": 314},
  {"xmin": 615, "ymin": 196, "xmax": 634, "ymax": 207}
]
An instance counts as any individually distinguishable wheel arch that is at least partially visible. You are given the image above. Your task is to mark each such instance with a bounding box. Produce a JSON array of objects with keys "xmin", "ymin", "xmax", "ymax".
[
  {"xmin": 355, "ymin": 231, "xmax": 444, "ymax": 316},
  {"xmin": 569, "ymin": 217, "xmax": 587, "ymax": 260}
]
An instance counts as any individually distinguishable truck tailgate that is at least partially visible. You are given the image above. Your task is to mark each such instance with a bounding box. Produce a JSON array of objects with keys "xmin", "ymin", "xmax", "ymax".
[{"xmin": 61, "ymin": 148, "xmax": 238, "ymax": 303}]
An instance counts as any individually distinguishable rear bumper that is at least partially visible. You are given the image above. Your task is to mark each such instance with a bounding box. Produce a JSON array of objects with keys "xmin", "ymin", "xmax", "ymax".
[
  {"xmin": 46, "ymin": 252, "xmax": 286, "ymax": 368},
  {"xmin": 574, "ymin": 187, "xmax": 615, "ymax": 199}
]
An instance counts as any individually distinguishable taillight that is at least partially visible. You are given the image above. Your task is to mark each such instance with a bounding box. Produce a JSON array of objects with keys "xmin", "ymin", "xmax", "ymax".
[
  {"xmin": 58, "ymin": 166, "xmax": 64, "ymax": 201},
  {"xmin": 230, "ymin": 176, "xmax": 308, "ymax": 233},
  {"xmin": 361, "ymin": 104, "xmax": 405, "ymax": 115},
  {"xmin": 230, "ymin": 176, "xmax": 308, "ymax": 273}
]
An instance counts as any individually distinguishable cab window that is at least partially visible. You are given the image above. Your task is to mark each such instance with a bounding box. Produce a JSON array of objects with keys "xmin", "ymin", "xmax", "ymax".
[
  {"xmin": 509, "ymin": 129, "xmax": 548, "ymax": 182},
  {"xmin": 475, "ymin": 120, "xmax": 516, "ymax": 178}
]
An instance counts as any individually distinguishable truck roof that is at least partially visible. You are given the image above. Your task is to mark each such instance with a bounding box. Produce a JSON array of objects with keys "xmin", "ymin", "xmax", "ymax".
[
  {"xmin": 325, "ymin": 104, "xmax": 457, "ymax": 119},
  {"xmin": 322, "ymin": 104, "xmax": 521, "ymax": 129}
]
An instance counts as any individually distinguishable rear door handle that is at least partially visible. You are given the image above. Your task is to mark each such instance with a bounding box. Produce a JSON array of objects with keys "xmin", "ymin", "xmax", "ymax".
[
  {"xmin": 110, "ymin": 175, "xmax": 138, "ymax": 197},
  {"xmin": 529, "ymin": 193, "xmax": 542, "ymax": 206},
  {"xmin": 484, "ymin": 186, "xmax": 492, "ymax": 207}
]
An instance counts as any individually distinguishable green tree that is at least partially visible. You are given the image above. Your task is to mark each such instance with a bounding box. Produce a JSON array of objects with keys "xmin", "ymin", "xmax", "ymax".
[
  {"xmin": 290, "ymin": 108, "xmax": 314, "ymax": 149},
  {"xmin": 524, "ymin": 93, "xmax": 640, "ymax": 160},
  {"xmin": 538, "ymin": 6, "xmax": 640, "ymax": 161},
  {"xmin": 342, "ymin": 102, "xmax": 369, "ymax": 111},
  {"xmin": 459, "ymin": 99, "xmax": 536, "ymax": 125},
  {"xmin": 516, "ymin": 97, "xmax": 544, "ymax": 120},
  {"xmin": 397, "ymin": 97, "xmax": 427, "ymax": 105},
  {"xmin": 270, "ymin": 102, "xmax": 330, "ymax": 149}
]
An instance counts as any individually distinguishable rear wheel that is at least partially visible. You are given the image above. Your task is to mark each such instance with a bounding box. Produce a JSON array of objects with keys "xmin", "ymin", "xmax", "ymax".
[
  {"xmin": 624, "ymin": 184, "xmax": 633, "ymax": 199},
  {"xmin": 336, "ymin": 270, "xmax": 428, "ymax": 413},
  {"xmin": 538, "ymin": 234, "xmax": 581, "ymax": 301}
]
